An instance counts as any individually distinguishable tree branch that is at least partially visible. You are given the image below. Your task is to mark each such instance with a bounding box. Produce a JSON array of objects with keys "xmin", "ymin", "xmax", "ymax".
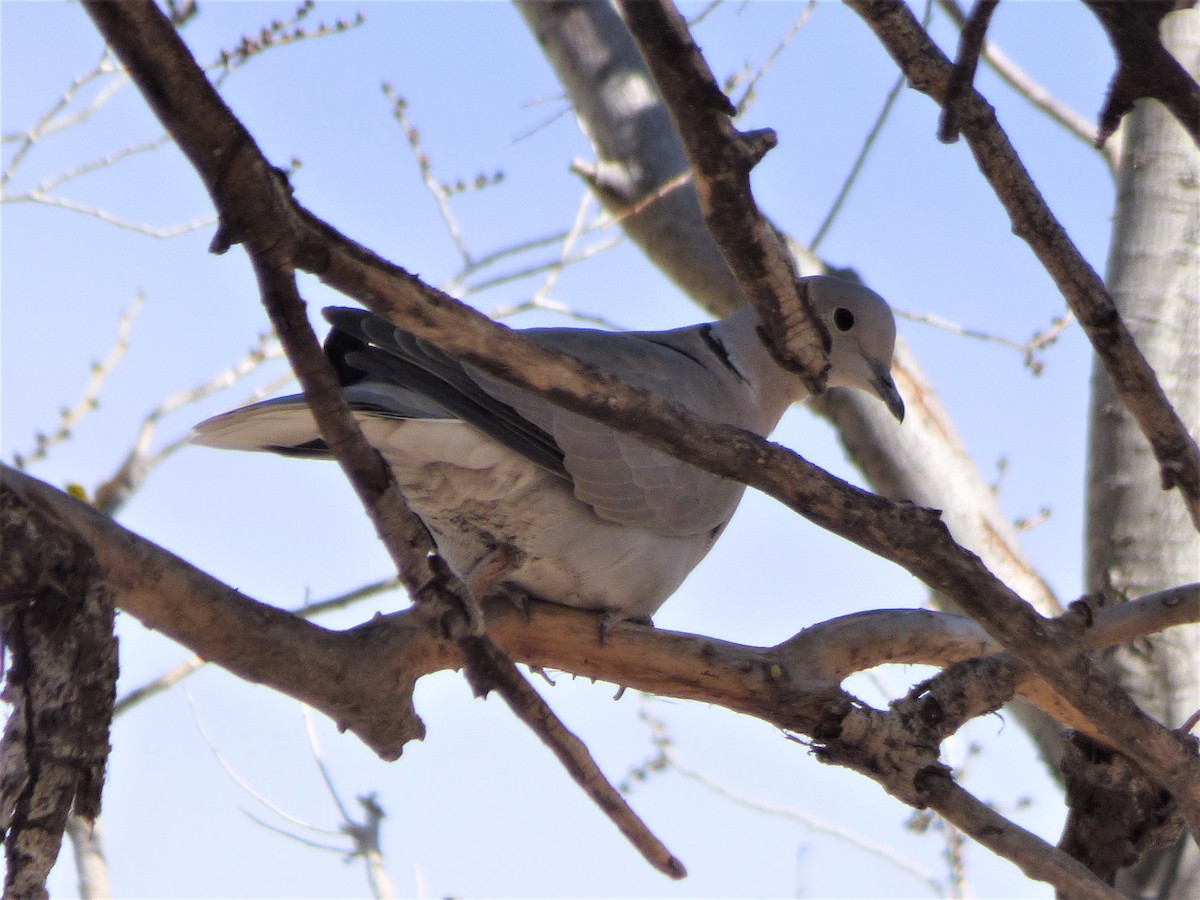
[
  {"xmin": 8, "ymin": 466, "xmax": 1197, "ymax": 893},
  {"xmin": 7, "ymin": 464, "xmax": 1200, "ymax": 754},
  {"xmin": 76, "ymin": 0, "xmax": 1200, "ymax": 841},
  {"xmin": 846, "ymin": 0, "xmax": 1200, "ymax": 530},
  {"xmin": 937, "ymin": 0, "xmax": 999, "ymax": 143},
  {"xmin": 1082, "ymin": 0, "xmax": 1200, "ymax": 150},
  {"xmin": 614, "ymin": 0, "xmax": 830, "ymax": 391}
]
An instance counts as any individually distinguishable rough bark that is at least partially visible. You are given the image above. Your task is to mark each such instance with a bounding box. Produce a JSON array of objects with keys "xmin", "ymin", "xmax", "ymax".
[
  {"xmin": 0, "ymin": 480, "xmax": 118, "ymax": 899},
  {"xmin": 1085, "ymin": 10, "xmax": 1200, "ymax": 896}
]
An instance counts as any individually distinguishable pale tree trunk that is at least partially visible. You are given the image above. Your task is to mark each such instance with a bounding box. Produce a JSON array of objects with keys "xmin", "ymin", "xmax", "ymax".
[
  {"xmin": 1085, "ymin": 10, "xmax": 1200, "ymax": 896},
  {"xmin": 65, "ymin": 815, "xmax": 111, "ymax": 899}
]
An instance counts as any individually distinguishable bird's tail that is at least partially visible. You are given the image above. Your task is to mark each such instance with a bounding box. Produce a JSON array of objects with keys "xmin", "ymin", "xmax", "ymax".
[{"xmin": 191, "ymin": 396, "xmax": 332, "ymax": 458}]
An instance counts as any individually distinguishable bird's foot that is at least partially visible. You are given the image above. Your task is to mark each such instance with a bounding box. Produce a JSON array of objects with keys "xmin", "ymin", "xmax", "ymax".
[
  {"xmin": 458, "ymin": 543, "xmax": 525, "ymax": 637},
  {"xmin": 596, "ymin": 610, "xmax": 653, "ymax": 645}
]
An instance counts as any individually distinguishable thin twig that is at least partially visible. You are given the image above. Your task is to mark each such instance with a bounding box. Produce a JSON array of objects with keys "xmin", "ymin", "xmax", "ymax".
[
  {"xmin": 529, "ymin": 190, "xmax": 596, "ymax": 306},
  {"xmin": 732, "ymin": 1, "xmax": 816, "ymax": 116},
  {"xmin": 896, "ymin": 307, "xmax": 1074, "ymax": 374},
  {"xmin": 487, "ymin": 295, "xmax": 627, "ymax": 331},
  {"xmin": 458, "ymin": 234, "xmax": 623, "ymax": 297},
  {"xmin": 12, "ymin": 293, "xmax": 143, "ymax": 469},
  {"xmin": 1, "ymin": 50, "xmax": 125, "ymax": 185},
  {"xmin": 26, "ymin": 136, "xmax": 172, "ymax": 194},
  {"xmin": 938, "ymin": 0, "xmax": 1000, "ymax": 143},
  {"xmin": 633, "ymin": 701, "xmax": 947, "ymax": 895},
  {"xmin": 9, "ymin": 190, "xmax": 216, "ymax": 237},
  {"xmin": 302, "ymin": 709, "xmax": 396, "ymax": 899},
  {"xmin": 935, "ymin": 0, "xmax": 1113, "ymax": 169},
  {"xmin": 810, "ymin": 72, "xmax": 905, "ymax": 252},
  {"xmin": 810, "ymin": 0, "xmax": 931, "ymax": 251},
  {"xmin": 186, "ymin": 690, "xmax": 343, "ymax": 835},
  {"xmin": 93, "ymin": 331, "xmax": 286, "ymax": 514},
  {"xmin": 384, "ymin": 83, "xmax": 473, "ymax": 266}
]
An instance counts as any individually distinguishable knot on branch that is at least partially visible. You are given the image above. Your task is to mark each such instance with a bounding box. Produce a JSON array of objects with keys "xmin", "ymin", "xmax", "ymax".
[
  {"xmin": 734, "ymin": 128, "xmax": 778, "ymax": 171},
  {"xmin": 814, "ymin": 704, "xmax": 944, "ymax": 808},
  {"xmin": 1058, "ymin": 732, "xmax": 1185, "ymax": 881}
]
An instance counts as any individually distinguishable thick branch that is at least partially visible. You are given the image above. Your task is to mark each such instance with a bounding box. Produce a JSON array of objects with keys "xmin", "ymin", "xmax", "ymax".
[
  {"xmin": 513, "ymin": 1, "xmax": 747, "ymax": 315},
  {"xmin": 7, "ymin": 464, "xmax": 1200, "ymax": 753},
  {"xmin": 847, "ymin": 0, "xmax": 1200, "ymax": 530},
  {"xmin": 0, "ymin": 477, "xmax": 117, "ymax": 900}
]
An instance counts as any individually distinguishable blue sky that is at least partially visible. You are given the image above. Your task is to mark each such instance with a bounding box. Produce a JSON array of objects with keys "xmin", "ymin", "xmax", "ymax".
[{"xmin": 2, "ymin": 2, "xmax": 1123, "ymax": 896}]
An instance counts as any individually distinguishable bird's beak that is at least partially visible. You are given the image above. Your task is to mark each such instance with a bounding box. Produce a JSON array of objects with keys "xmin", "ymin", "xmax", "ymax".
[{"xmin": 870, "ymin": 363, "xmax": 905, "ymax": 422}]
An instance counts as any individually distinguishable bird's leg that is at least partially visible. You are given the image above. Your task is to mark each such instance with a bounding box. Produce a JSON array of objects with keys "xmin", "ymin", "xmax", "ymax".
[{"xmin": 458, "ymin": 542, "xmax": 525, "ymax": 637}]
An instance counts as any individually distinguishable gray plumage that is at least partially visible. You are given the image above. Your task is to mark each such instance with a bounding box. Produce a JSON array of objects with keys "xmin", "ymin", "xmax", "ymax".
[{"xmin": 193, "ymin": 275, "xmax": 904, "ymax": 624}]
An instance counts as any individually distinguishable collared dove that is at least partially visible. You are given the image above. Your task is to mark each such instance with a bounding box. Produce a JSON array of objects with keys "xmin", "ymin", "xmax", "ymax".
[{"xmin": 193, "ymin": 275, "xmax": 904, "ymax": 626}]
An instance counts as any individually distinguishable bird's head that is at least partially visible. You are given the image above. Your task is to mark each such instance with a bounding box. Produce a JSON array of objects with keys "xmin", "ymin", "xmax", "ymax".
[{"xmin": 806, "ymin": 275, "xmax": 905, "ymax": 422}]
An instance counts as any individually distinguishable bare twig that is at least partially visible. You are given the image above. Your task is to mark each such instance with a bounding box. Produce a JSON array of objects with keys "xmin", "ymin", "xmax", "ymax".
[
  {"xmin": 1, "ymin": 50, "xmax": 125, "ymax": 184},
  {"xmin": 210, "ymin": 2, "xmax": 364, "ymax": 85},
  {"xmin": 93, "ymin": 330, "xmax": 286, "ymax": 515},
  {"xmin": 383, "ymin": 84, "xmax": 473, "ymax": 266},
  {"xmin": 303, "ymin": 709, "xmax": 396, "ymax": 899},
  {"xmin": 896, "ymin": 307, "xmax": 1074, "ymax": 375},
  {"xmin": 528, "ymin": 190, "xmax": 596, "ymax": 307},
  {"xmin": 458, "ymin": 231, "xmax": 621, "ymax": 298},
  {"xmin": 7, "ymin": 190, "xmax": 216, "ymax": 237},
  {"xmin": 630, "ymin": 701, "xmax": 948, "ymax": 896},
  {"xmin": 935, "ymin": 0, "xmax": 1117, "ymax": 170},
  {"xmin": 811, "ymin": 0, "xmax": 933, "ymax": 252},
  {"xmin": 487, "ymin": 295, "xmax": 627, "ymax": 331},
  {"xmin": 12, "ymin": 293, "xmax": 143, "ymax": 470},
  {"xmin": 810, "ymin": 71, "xmax": 905, "ymax": 252},
  {"xmin": 730, "ymin": 1, "xmax": 816, "ymax": 116},
  {"xmin": 937, "ymin": 0, "xmax": 1000, "ymax": 143}
]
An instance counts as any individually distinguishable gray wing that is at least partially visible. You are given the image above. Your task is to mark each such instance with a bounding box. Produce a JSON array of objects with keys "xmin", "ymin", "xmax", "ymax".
[
  {"xmin": 324, "ymin": 308, "xmax": 568, "ymax": 478},
  {"xmin": 465, "ymin": 325, "xmax": 754, "ymax": 537},
  {"xmin": 325, "ymin": 308, "xmax": 754, "ymax": 537}
]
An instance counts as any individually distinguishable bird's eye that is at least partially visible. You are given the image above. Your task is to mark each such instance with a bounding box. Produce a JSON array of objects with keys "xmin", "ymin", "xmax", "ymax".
[{"xmin": 833, "ymin": 307, "xmax": 855, "ymax": 332}]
